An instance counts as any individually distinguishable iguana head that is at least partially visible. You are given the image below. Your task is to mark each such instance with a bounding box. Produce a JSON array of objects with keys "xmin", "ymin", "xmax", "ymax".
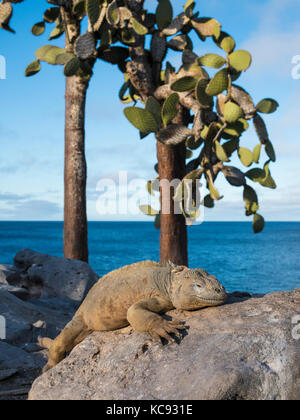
[{"xmin": 169, "ymin": 266, "xmax": 227, "ymax": 310}]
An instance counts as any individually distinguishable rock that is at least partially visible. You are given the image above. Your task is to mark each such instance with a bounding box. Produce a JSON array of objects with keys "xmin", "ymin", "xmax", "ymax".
[
  {"xmin": 28, "ymin": 298, "xmax": 78, "ymax": 314},
  {"xmin": 0, "ymin": 341, "xmax": 45, "ymax": 400},
  {"xmin": 29, "ymin": 289, "xmax": 300, "ymax": 401},
  {"xmin": 14, "ymin": 249, "xmax": 99, "ymax": 302},
  {"xmin": 231, "ymin": 291, "xmax": 252, "ymax": 298},
  {"xmin": 0, "ymin": 264, "xmax": 21, "ymax": 285},
  {"xmin": 0, "ymin": 288, "xmax": 76, "ymax": 400},
  {"xmin": 0, "ymin": 369, "xmax": 18, "ymax": 382},
  {"xmin": 21, "ymin": 343, "xmax": 43, "ymax": 353},
  {"xmin": 0, "ymin": 290, "xmax": 73, "ymax": 346},
  {"xmin": 14, "ymin": 250, "xmax": 48, "ymax": 270},
  {"xmin": 0, "ymin": 284, "xmax": 30, "ymax": 301},
  {"xmin": 0, "ymin": 341, "xmax": 38, "ymax": 371}
]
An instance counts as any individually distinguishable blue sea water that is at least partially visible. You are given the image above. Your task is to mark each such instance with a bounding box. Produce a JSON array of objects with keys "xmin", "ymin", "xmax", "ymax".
[{"xmin": 0, "ymin": 221, "xmax": 299, "ymax": 295}]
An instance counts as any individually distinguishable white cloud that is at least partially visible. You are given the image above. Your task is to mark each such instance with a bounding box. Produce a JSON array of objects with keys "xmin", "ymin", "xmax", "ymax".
[
  {"xmin": 242, "ymin": 0, "xmax": 300, "ymax": 78},
  {"xmin": 0, "ymin": 199, "xmax": 62, "ymax": 220}
]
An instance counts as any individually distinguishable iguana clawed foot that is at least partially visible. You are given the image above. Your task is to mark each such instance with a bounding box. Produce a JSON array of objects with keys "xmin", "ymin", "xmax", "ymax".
[
  {"xmin": 42, "ymin": 363, "xmax": 53, "ymax": 374},
  {"xmin": 148, "ymin": 319, "xmax": 186, "ymax": 343}
]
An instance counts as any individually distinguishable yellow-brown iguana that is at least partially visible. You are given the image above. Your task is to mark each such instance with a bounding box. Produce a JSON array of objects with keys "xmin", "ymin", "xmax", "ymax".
[{"xmin": 41, "ymin": 261, "xmax": 227, "ymax": 372}]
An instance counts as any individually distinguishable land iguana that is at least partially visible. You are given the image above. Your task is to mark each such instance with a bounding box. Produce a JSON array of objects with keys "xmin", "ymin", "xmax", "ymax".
[{"xmin": 40, "ymin": 261, "xmax": 227, "ymax": 372}]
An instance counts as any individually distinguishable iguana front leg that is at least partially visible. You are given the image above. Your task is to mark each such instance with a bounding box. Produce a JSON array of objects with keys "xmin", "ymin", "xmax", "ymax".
[{"xmin": 127, "ymin": 297, "xmax": 185, "ymax": 342}]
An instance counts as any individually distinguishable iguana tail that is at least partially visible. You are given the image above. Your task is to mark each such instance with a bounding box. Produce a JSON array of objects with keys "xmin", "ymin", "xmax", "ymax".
[
  {"xmin": 42, "ymin": 315, "xmax": 90, "ymax": 373},
  {"xmin": 38, "ymin": 337, "xmax": 53, "ymax": 349}
]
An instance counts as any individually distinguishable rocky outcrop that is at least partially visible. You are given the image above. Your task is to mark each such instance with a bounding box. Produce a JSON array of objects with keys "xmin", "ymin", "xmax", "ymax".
[
  {"xmin": 0, "ymin": 289, "xmax": 75, "ymax": 400},
  {"xmin": 0, "ymin": 290, "xmax": 73, "ymax": 346},
  {"xmin": 28, "ymin": 290, "xmax": 300, "ymax": 401},
  {"xmin": 13, "ymin": 249, "xmax": 99, "ymax": 302},
  {"xmin": 0, "ymin": 264, "xmax": 21, "ymax": 286},
  {"xmin": 0, "ymin": 250, "xmax": 99, "ymax": 400},
  {"xmin": 0, "ymin": 341, "xmax": 45, "ymax": 400},
  {"xmin": 0, "ymin": 284, "xmax": 30, "ymax": 301}
]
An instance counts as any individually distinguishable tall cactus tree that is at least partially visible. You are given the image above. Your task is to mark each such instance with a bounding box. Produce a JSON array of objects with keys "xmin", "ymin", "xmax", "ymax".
[
  {"xmin": 26, "ymin": 0, "xmax": 278, "ymax": 266},
  {"xmin": 117, "ymin": 0, "xmax": 278, "ymax": 265},
  {"xmin": 26, "ymin": 0, "xmax": 101, "ymax": 262}
]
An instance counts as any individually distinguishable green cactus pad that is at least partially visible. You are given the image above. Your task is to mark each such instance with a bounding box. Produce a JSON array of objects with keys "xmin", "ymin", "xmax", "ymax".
[
  {"xmin": 55, "ymin": 53, "xmax": 75, "ymax": 65},
  {"xmin": 222, "ymin": 166, "xmax": 246, "ymax": 187},
  {"xmin": 253, "ymin": 114, "xmax": 269, "ymax": 144},
  {"xmin": 156, "ymin": 0, "xmax": 173, "ymax": 30},
  {"xmin": 86, "ymin": 0, "xmax": 101, "ymax": 24},
  {"xmin": 229, "ymin": 50, "xmax": 252, "ymax": 72},
  {"xmin": 31, "ymin": 22, "xmax": 45, "ymax": 36},
  {"xmin": 64, "ymin": 57, "xmax": 81, "ymax": 77},
  {"xmin": 222, "ymin": 138, "xmax": 239, "ymax": 156},
  {"xmin": 223, "ymin": 102, "xmax": 243, "ymax": 123},
  {"xmin": 35, "ymin": 45, "xmax": 65, "ymax": 65},
  {"xmin": 124, "ymin": 107, "xmax": 158, "ymax": 134},
  {"xmin": 238, "ymin": 147, "xmax": 253, "ymax": 167},
  {"xmin": 171, "ymin": 76, "xmax": 198, "ymax": 92},
  {"xmin": 245, "ymin": 168, "xmax": 266, "ymax": 182},
  {"xmin": 192, "ymin": 17, "xmax": 221, "ymax": 37},
  {"xmin": 215, "ymin": 141, "xmax": 229, "ymax": 162},
  {"xmin": 161, "ymin": 93, "xmax": 179, "ymax": 127},
  {"xmin": 168, "ymin": 34, "xmax": 190, "ymax": 51},
  {"xmin": 256, "ymin": 98, "xmax": 279, "ymax": 114},
  {"xmin": 204, "ymin": 194, "xmax": 214, "ymax": 208},
  {"xmin": 25, "ymin": 59, "xmax": 41, "ymax": 77},
  {"xmin": 214, "ymin": 31, "xmax": 236, "ymax": 54},
  {"xmin": 146, "ymin": 97, "xmax": 162, "ymax": 127},
  {"xmin": 253, "ymin": 213, "xmax": 265, "ymax": 233},
  {"xmin": 196, "ymin": 79, "xmax": 213, "ymax": 108},
  {"xmin": 205, "ymin": 69, "xmax": 228, "ymax": 96},
  {"xmin": 43, "ymin": 7, "xmax": 60, "ymax": 23},
  {"xmin": 75, "ymin": 32, "xmax": 96, "ymax": 60},
  {"xmin": 253, "ymin": 143, "xmax": 262, "ymax": 163},
  {"xmin": 208, "ymin": 179, "xmax": 222, "ymax": 200},
  {"xmin": 243, "ymin": 185, "xmax": 259, "ymax": 214},
  {"xmin": 198, "ymin": 54, "xmax": 226, "ymax": 69},
  {"xmin": 49, "ymin": 25, "xmax": 65, "ymax": 41},
  {"xmin": 130, "ymin": 17, "xmax": 148, "ymax": 35},
  {"xmin": 265, "ymin": 140, "xmax": 276, "ymax": 162},
  {"xmin": 259, "ymin": 161, "xmax": 277, "ymax": 189}
]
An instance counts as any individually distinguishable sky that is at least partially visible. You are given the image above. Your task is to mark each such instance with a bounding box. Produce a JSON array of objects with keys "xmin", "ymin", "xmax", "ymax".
[{"xmin": 0, "ymin": 0, "xmax": 299, "ymax": 222}]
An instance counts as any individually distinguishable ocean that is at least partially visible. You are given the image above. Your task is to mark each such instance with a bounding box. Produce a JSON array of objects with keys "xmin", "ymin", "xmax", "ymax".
[{"xmin": 0, "ymin": 221, "xmax": 299, "ymax": 295}]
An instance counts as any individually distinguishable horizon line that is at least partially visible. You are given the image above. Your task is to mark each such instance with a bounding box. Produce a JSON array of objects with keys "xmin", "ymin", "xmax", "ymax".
[{"xmin": 0, "ymin": 220, "xmax": 299, "ymax": 223}]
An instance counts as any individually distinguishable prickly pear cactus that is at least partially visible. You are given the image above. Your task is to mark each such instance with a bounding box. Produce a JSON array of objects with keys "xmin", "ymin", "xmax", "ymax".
[
  {"xmin": 24, "ymin": 0, "xmax": 279, "ymax": 234},
  {"xmin": 114, "ymin": 0, "xmax": 278, "ymax": 233}
]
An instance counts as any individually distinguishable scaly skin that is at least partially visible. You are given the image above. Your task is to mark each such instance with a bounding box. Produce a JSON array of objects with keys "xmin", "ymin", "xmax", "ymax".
[{"xmin": 41, "ymin": 261, "xmax": 227, "ymax": 372}]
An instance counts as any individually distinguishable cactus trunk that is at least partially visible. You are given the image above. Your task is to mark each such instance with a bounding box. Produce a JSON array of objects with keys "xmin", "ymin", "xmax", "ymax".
[
  {"xmin": 157, "ymin": 106, "xmax": 189, "ymax": 266},
  {"xmin": 63, "ymin": 75, "xmax": 89, "ymax": 262}
]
